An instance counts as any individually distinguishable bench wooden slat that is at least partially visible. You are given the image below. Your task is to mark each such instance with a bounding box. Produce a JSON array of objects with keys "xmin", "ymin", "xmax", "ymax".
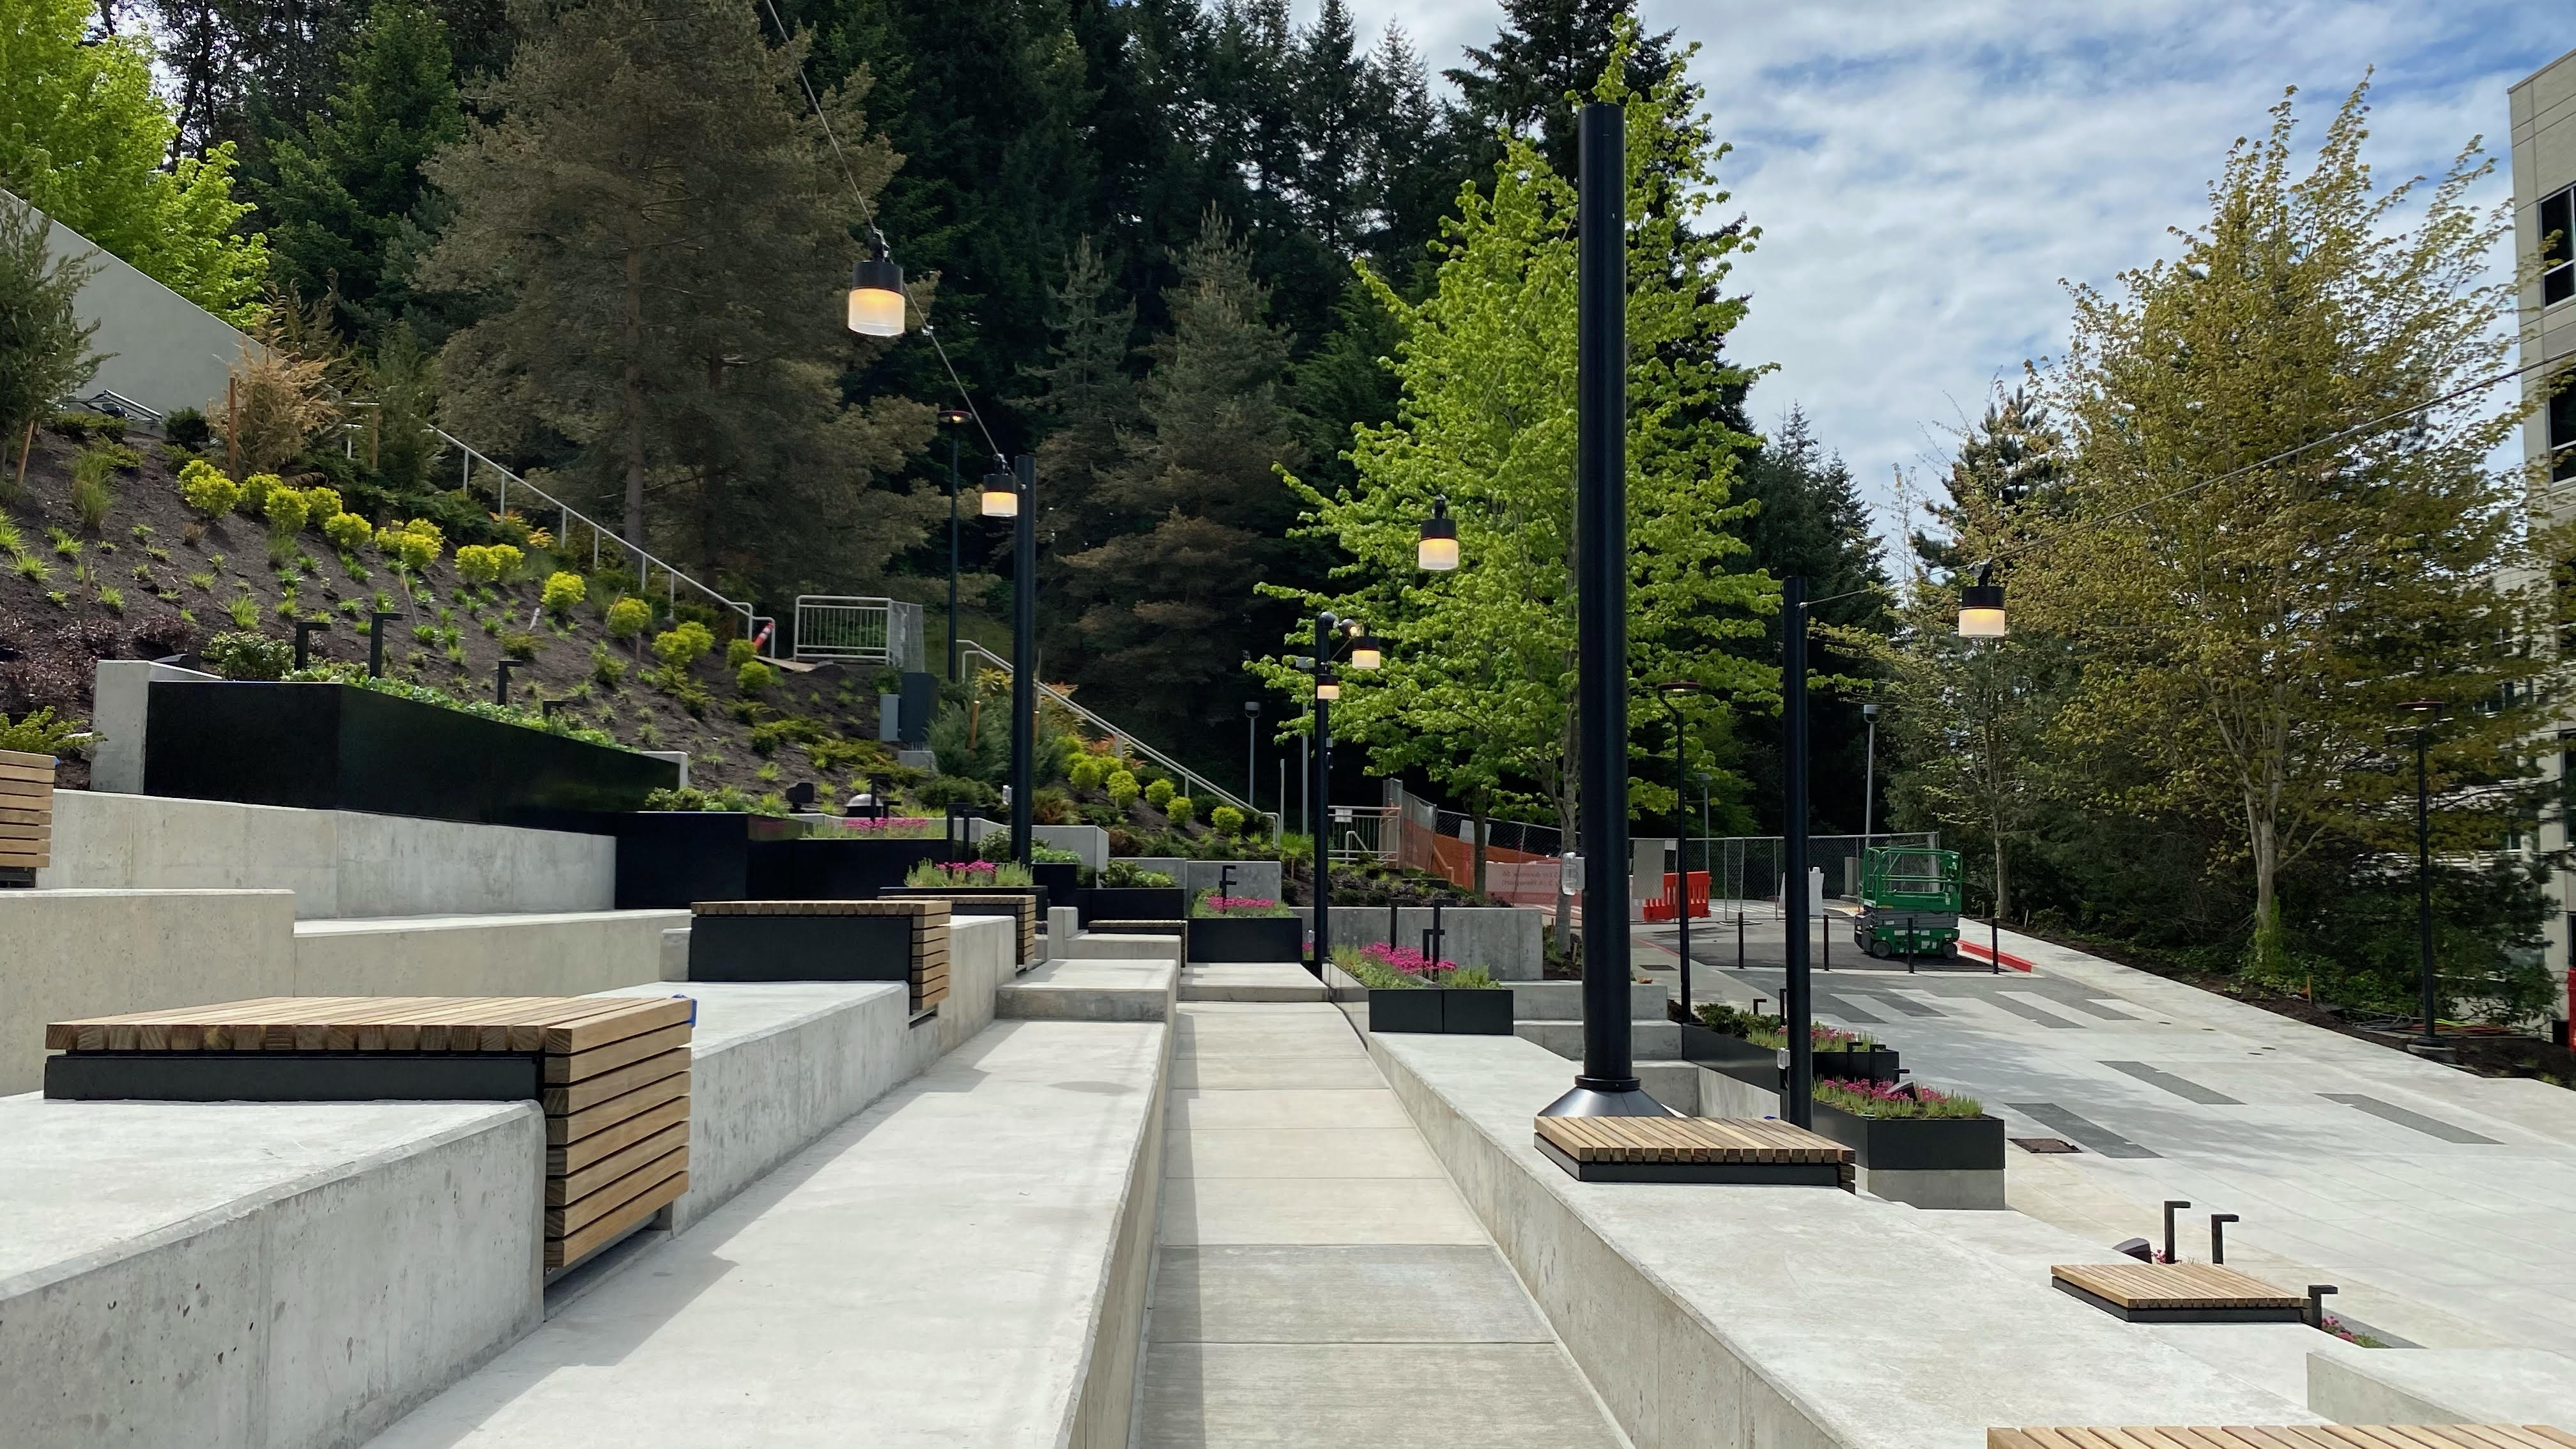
[
  {"xmin": 550, "ymin": 1096, "xmax": 691, "ymax": 1174},
  {"xmin": 546, "ymin": 1169, "xmax": 687, "ymax": 1271},
  {"xmin": 548, "ymin": 1123, "xmax": 690, "ymax": 1206},
  {"xmin": 539, "ymin": 1048, "xmax": 688, "ymax": 1115},
  {"xmin": 548, "ymin": 1023, "xmax": 693, "ymax": 1084},
  {"xmin": 548, "ymin": 1071, "xmax": 691, "ymax": 1146},
  {"xmin": 546, "ymin": 1148, "xmax": 688, "ymax": 1237},
  {"xmin": 2050, "ymin": 1262, "xmax": 2303, "ymax": 1311}
]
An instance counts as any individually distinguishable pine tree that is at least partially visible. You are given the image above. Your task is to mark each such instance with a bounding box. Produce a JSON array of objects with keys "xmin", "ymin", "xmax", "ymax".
[
  {"xmin": 418, "ymin": 0, "xmax": 934, "ymax": 589},
  {"xmin": 254, "ymin": 1, "xmax": 465, "ymax": 341},
  {"xmin": 1059, "ymin": 210, "xmax": 1302, "ymax": 747},
  {"xmin": 1446, "ymin": 0, "xmax": 1673, "ymax": 179},
  {"xmin": 0, "ymin": 195, "xmax": 98, "ymax": 492}
]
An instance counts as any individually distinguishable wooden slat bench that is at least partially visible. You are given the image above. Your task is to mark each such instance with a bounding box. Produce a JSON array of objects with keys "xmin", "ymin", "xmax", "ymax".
[
  {"xmin": 1991, "ymin": 1426, "xmax": 2575, "ymax": 1448},
  {"xmin": 689, "ymin": 899, "xmax": 949, "ymax": 1010},
  {"xmin": 0, "ymin": 746, "xmax": 56, "ymax": 885},
  {"xmin": 1534, "ymin": 1114, "xmax": 1855, "ymax": 1187},
  {"xmin": 881, "ymin": 889, "xmax": 1040, "ymax": 965},
  {"xmin": 45, "ymin": 995, "xmax": 693, "ymax": 1272},
  {"xmin": 2050, "ymin": 1261, "xmax": 2307, "ymax": 1323}
]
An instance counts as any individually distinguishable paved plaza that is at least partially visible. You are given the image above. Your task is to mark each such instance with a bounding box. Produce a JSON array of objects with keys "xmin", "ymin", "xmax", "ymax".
[{"xmin": 1637, "ymin": 915, "xmax": 2576, "ymax": 1351}]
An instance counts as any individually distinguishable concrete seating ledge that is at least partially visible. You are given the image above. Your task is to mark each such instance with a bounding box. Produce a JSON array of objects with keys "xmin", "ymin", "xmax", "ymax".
[
  {"xmin": 0, "ymin": 916, "xmax": 1016, "ymax": 1449},
  {"xmin": 1356, "ymin": 1027, "xmax": 2323, "ymax": 1449}
]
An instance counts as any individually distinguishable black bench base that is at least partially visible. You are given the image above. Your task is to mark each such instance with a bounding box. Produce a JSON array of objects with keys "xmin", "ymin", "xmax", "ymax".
[
  {"xmin": 2050, "ymin": 1277, "xmax": 2306, "ymax": 1323},
  {"xmin": 689, "ymin": 914, "xmax": 917, "ymax": 982},
  {"xmin": 1532, "ymin": 1135, "xmax": 1847, "ymax": 1186},
  {"xmin": 45, "ymin": 1052, "xmax": 542, "ymax": 1101}
]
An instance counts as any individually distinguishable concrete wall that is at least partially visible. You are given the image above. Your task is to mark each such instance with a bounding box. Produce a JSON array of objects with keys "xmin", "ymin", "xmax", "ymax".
[
  {"xmin": 0, "ymin": 1097, "xmax": 542, "ymax": 1449},
  {"xmin": 1115, "ymin": 857, "xmax": 1282, "ymax": 898},
  {"xmin": 2307, "ymin": 1347, "xmax": 2576, "ymax": 1426},
  {"xmin": 1, "ymin": 891, "xmax": 683, "ymax": 1091},
  {"xmin": 42, "ymin": 789, "xmax": 618, "ymax": 919},
  {"xmin": 25, "ymin": 193, "xmax": 259, "ymax": 420},
  {"xmin": 2513, "ymin": 49, "xmax": 2576, "ymax": 999},
  {"xmin": 1293, "ymin": 904, "xmax": 1544, "ymax": 979}
]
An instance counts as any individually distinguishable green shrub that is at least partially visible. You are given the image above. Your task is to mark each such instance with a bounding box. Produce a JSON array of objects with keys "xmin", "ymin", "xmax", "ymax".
[
  {"xmin": 303, "ymin": 486, "xmax": 342, "ymax": 521},
  {"xmin": 98, "ymin": 586, "xmax": 125, "ymax": 612},
  {"xmin": 376, "ymin": 519, "xmax": 441, "ymax": 572},
  {"xmin": 605, "ymin": 595, "xmax": 652, "ymax": 641},
  {"xmin": 262, "ymin": 484, "xmax": 310, "ymax": 537},
  {"xmin": 321, "ymin": 512, "xmax": 371, "ymax": 552},
  {"xmin": 69, "ymin": 448, "xmax": 118, "ymax": 529},
  {"xmin": 590, "ymin": 641, "xmax": 626, "ymax": 686},
  {"xmin": 1106, "ymin": 769, "xmax": 1139, "ymax": 808},
  {"xmin": 652, "ymin": 620, "xmax": 715, "ymax": 670},
  {"xmin": 163, "ymin": 408, "xmax": 211, "ymax": 450},
  {"xmin": 224, "ymin": 594, "xmax": 260, "ymax": 629},
  {"xmin": 237, "ymin": 472, "xmax": 281, "ymax": 518},
  {"xmin": 499, "ymin": 629, "xmax": 540, "ymax": 661},
  {"xmin": 540, "ymin": 570, "xmax": 586, "ymax": 615},
  {"xmin": 1068, "ymin": 755, "xmax": 1108, "ymax": 791},
  {"xmin": 176, "ymin": 459, "xmax": 242, "ymax": 518},
  {"xmin": 1209, "ymin": 804, "xmax": 1245, "ymax": 835},
  {"xmin": 455, "ymin": 544, "xmax": 525, "ymax": 585},
  {"xmin": 1143, "ymin": 778, "xmax": 1175, "ymax": 809},
  {"xmin": 202, "ymin": 630, "xmax": 293, "ymax": 680},
  {"xmin": 1098, "ymin": 860, "xmax": 1174, "ymax": 887},
  {"xmin": 0, "ymin": 706, "xmax": 89, "ymax": 755},
  {"xmin": 1165, "ymin": 795, "xmax": 1194, "ymax": 824},
  {"xmin": 726, "ymin": 637, "xmax": 758, "ymax": 670},
  {"xmin": 735, "ymin": 659, "xmax": 776, "ymax": 696}
]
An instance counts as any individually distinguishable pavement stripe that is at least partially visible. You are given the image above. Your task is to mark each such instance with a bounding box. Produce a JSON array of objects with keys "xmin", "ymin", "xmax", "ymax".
[
  {"xmin": 1991, "ymin": 993, "xmax": 2085, "ymax": 1029},
  {"xmin": 2057, "ymin": 996, "xmax": 2142, "ymax": 1020},
  {"xmin": 2101, "ymin": 1061, "xmax": 2241, "ymax": 1105},
  {"xmin": 2321, "ymin": 1093, "xmax": 2501, "ymax": 1145},
  {"xmin": 1861, "ymin": 992, "xmax": 1945, "ymax": 1018},
  {"xmin": 1813, "ymin": 993, "xmax": 1887, "ymax": 1023},
  {"xmin": 2007, "ymin": 1102, "xmax": 2160, "ymax": 1158}
]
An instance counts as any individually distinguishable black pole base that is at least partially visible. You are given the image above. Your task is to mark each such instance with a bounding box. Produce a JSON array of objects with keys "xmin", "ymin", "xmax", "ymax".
[{"xmin": 1538, "ymin": 1081, "xmax": 1670, "ymax": 1118}]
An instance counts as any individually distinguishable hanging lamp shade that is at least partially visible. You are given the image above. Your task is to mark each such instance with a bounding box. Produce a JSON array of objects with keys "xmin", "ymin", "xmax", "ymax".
[
  {"xmin": 1958, "ymin": 564, "xmax": 2006, "ymax": 638},
  {"xmin": 847, "ymin": 245, "xmax": 907, "ymax": 336},
  {"xmin": 1348, "ymin": 634, "xmax": 1384, "ymax": 671},
  {"xmin": 1315, "ymin": 671, "xmax": 1342, "ymax": 702},
  {"xmin": 1418, "ymin": 495, "xmax": 1459, "ymax": 571},
  {"xmin": 980, "ymin": 461, "xmax": 1018, "ymax": 518}
]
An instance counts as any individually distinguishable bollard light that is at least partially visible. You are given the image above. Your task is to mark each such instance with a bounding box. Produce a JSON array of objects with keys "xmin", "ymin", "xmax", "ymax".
[
  {"xmin": 1418, "ymin": 495, "xmax": 1459, "ymax": 571},
  {"xmin": 1958, "ymin": 564, "xmax": 2007, "ymax": 638},
  {"xmin": 847, "ymin": 242, "xmax": 907, "ymax": 336},
  {"xmin": 979, "ymin": 459, "xmax": 1018, "ymax": 518}
]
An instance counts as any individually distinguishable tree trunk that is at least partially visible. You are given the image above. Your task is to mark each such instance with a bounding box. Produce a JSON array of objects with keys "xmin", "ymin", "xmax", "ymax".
[{"xmin": 620, "ymin": 244, "xmax": 648, "ymax": 549}]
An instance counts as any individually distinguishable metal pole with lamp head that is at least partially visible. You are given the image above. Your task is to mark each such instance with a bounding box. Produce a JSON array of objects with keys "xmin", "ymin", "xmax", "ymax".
[
  {"xmin": 1657, "ymin": 683, "xmax": 1705, "ymax": 1022},
  {"xmin": 1861, "ymin": 701, "xmax": 1879, "ymax": 850},
  {"xmin": 2400, "ymin": 700, "xmax": 2442, "ymax": 1052},
  {"xmin": 1010, "ymin": 453, "xmax": 1036, "ymax": 864},
  {"xmin": 1540, "ymin": 102, "xmax": 1660, "ymax": 1120},
  {"xmin": 1782, "ymin": 575, "xmax": 1812, "ymax": 1126},
  {"xmin": 938, "ymin": 408, "xmax": 970, "ymax": 681}
]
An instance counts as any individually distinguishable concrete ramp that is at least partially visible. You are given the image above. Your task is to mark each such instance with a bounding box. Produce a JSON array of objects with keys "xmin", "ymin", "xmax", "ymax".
[
  {"xmin": 999, "ymin": 959, "xmax": 1176, "ymax": 1021},
  {"xmin": 1180, "ymin": 962, "xmax": 1326, "ymax": 1002}
]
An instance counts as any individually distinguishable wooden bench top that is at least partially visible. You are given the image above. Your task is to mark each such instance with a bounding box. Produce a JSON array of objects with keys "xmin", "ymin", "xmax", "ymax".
[
  {"xmin": 1991, "ymin": 1427, "xmax": 2575, "ymax": 1448},
  {"xmin": 693, "ymin": 899, "xmax": 950, "ymax": 918},
  {"xmin": 1535, "ymin": 1115, "xmax": 1850, "ymax": 1165},
  {"xmin": 2050, "ymin": 1262, "xmax": 2304, "ymax": 1311},
  {"xmin": 47, "ymin": 995, "xmax": 691, "ymax": 1055}
]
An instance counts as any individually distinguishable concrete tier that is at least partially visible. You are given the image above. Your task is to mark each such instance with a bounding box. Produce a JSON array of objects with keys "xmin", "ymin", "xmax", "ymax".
[
  {"xmin": 1180, "ymin": 963, "xmax": 1328, "ymax": 1002},
  {"xmin": 1000, "ymin": 959, "xmax": 1178, "ymax": 1021}
]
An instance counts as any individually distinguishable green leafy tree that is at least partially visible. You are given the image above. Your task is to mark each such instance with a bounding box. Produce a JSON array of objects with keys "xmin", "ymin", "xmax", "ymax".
[
  {"xmin": 418, "ymin": 0, "xmax": 933, "ymax": 589},
  {"xmin": 1259, "ymin": 33, "xmax": 1770, "ymax": 945},
  {"xmin": 253, "ymin": 1, "xmax": 466, "ymax": 340},
  {"xmin": 2038, "ymin": 83, "xmax": 2566, "ymax": 977},
  {"xmin": 0, "ymin": 0, "xmax": 267, "ymax": 320},
  {"xmin": 0, "ymin": 194, "xmax": 98, "ymax": 493}
]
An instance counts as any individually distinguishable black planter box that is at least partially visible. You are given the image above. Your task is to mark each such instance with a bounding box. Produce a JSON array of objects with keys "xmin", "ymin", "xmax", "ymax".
[
  {"xmin": 1812, "ymin": 1047, "xmax": 1901, "ymax": 1085},
  {"xmin": 744, "ymin": 836, "xmax": 967, "ymax": 902},
  {"xmin": 613, "ymin": 811, "xmax": 806, "ymax": 910},
  {"xmin": 1367, "ymin": 986, "xmax": 1512, "ymax": 1034},
  {"xmin": 1078, "ymin": 886, "xmax": 1188, "ymax": 925},
  {"xmin": 1676, "ymin": 1022, "xmax": 1777, "ymax": 1072},
  {"xmin": 47, "ymin": 1051, "xmax": 541, "ymax": 1101},
  {"xmin": 1031, "ymin": 862, "xmax": 1080, "ymax": 901},
  {"xmin": 1806, "ymin": 1100, "xmax": 2005, "ymax": 1172},
  {"xmin": 143, "ymin": 680, "xmax": 677, "ymax": 829},
  {"xmin": 689, "ymin": 912, "xmax": 916, "ymax": 983},
  {"xmin": 1188, "ymin": 915, "xmax": 1303, "ymax": 963}
]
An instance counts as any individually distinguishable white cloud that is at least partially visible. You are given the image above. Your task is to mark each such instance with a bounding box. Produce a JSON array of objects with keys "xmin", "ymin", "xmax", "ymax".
[{"xmin": 1305, "ymin": 0, "xmax": 2567, "ymax": 552}]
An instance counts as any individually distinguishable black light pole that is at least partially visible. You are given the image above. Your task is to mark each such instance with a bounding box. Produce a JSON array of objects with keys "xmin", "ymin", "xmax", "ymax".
[
  {"xmin": 495, "ymin": 657, "xmax": 520, "ymax": 706},
  {"xmin": 1245, "ymin": 700, "xmax": 1261, "ymax": 807},
  {"xmin": 1656, "ymin": 683, "xmax": 1705, "ymax": 1022},
  {"xmin": 1542, "ymin": 102, "xmax": 1659, "ymax": 1119},
  {"xmin": 1782, "ymin": 575, "xmax": 1813, "ymax": 1127},
  {"xmin": 2400, "ymin": 700, "xmax": 2441, "ymax": 1052},
  {"xmin": 1310, "ymin": 611, "xmax": 1338, "ymax": 972},
  {"xmin": 368, "ymin": 610, "xmax": 398, "ymax": 678},
  {"xmin": 1009, "ymin": 452, "xmax": 1036, "ymax": 864},
  {"xmin": 939, "ymin": 408, "xmax": 970, "ymax": 681},
  {"xmin": 293, "ymin": 620, "xmax": 329, "ymax": 670}
]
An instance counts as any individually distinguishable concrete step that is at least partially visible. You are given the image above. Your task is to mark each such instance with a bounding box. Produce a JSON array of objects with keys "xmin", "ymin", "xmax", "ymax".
[
  {"xmin": 1505, "ymin": 979, "xmax": 1667, "ymax": 1022},
  {"xmin": 1000, "ymin": 959, "xmax": 1177, "ymax": 1021},
  {"xmin": 1513, "ymin": 1018, "xmax": 1678, "ymax": 1061},
  {"xmin": 1179, "ymin": 963, "xmax": 1326, "ymax": 1003},
  {"xmin": 370, "ymin": 1016, "xmax": 1170, "ymax": 1448},
  {"xmin": 1058, "ymin": 931, "xmax": 1183, "ymax": 967}
]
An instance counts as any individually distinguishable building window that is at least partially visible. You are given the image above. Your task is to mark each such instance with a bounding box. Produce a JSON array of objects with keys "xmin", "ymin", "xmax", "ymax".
[
  {"xmin": 2546, "ymin": 185, "xmax": 2575, "ymax": 307},
  {"xmin": 2555, "ymin": 377, "xmax": 2576, "ymax": 483}
]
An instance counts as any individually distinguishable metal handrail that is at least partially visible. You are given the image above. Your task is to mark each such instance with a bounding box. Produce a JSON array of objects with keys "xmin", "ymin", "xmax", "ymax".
[
  {"xmin": 425, "ymin": 424, "xmax": 776, "ymax": 652},
  {"xmin": 954, "ymin": 640, "xmax": 1265, "ymax": 822}
]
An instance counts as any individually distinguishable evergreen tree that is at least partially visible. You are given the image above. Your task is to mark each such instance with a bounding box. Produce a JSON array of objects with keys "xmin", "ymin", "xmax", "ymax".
[
  {"xmin": 1027, "ymin": 233, "xmax": 1138, "ymax": 656},
  {"xmin": 418, "ymin": 0, "xmax": 934, "ymax": 590},
  {"xmin": 254, "ymin": 1, "xmax": 464, "ymax": 341},
  {"xmin": 1060, "ymin": 210, "xmax": 1302, "ymax": 748},
  {"xmin": 1446, "ymin": 0, "xmax": 1673, "ymax": 179},
  {"xmin": 0, "ymin": 0, "xmax": 268, "ymax": 320},
  {"xmin": 0, "ymin": 195, "xmax": 98, "ymax": 492}
]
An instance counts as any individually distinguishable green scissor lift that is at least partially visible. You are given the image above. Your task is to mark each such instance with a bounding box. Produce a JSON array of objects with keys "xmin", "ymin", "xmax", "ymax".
[{"xmin": 1852, "ymin": 846, "xmax": 1962, "ymax": 959}]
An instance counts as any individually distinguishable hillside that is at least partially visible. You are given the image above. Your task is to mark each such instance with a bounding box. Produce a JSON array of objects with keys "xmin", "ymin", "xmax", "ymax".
[{"xmin": 0, "ymin": 423, "xmax": 889, "ymax": 797}]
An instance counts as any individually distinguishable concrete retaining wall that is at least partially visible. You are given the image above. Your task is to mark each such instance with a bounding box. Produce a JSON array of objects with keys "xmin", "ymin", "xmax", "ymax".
[
  {"xmin": 1361, "ymin": 1029, "xmax": 2313, "ymax": 1448},
  {"xmin": 37, "ymin": 198, "xmax": 257, "ymax": 419},
  {"xmin": 2306, "ymin": 1347, "xmax": 2576, "ymax": 1425},
  {"xmin": 1293, "ymin": 904, "xmax": 1542, "ymax": 979},
  {"xmin": 1116, "ymin": 857, "xmax": 1282, "ymax": 899},
  {"xmin": 0, "ymin": 1097, "xmax": 543, "ymax": 1449},
  {"xmin": 0, "ymin": 891, "xmax": 683, "ymax": 1092},
  {"xmin": 40, "ymin": 787, "xmax": 617, "ymax": 919}
]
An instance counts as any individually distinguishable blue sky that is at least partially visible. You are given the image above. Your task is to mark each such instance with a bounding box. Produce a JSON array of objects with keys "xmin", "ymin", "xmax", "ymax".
[{"xmin": 1303, "ymin": 0, "xmax": 2572, "ymax": 559}]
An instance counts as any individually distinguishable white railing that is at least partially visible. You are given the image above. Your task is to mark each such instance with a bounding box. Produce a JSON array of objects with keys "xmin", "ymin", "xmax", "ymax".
[
  {"xmin": 793, "ymin": 596, "xmax": 925, "ymax": 670},
  {"xmin": 429, "ymin": 425, "xmax": 778, "ymax": 653},
  {"xmin": 954, "ymin": 640, "xmax": 1264, "ymax": 823}
]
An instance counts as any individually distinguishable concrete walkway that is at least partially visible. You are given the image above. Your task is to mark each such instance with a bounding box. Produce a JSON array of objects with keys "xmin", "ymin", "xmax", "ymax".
[{"xmin": 1139, "ymin": 1001, "xmax": 1624, "ymax": 1448}]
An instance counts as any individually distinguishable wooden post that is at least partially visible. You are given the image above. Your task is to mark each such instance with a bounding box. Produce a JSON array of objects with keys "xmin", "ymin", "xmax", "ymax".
[{"xmin": 226, "ymin": 378, "xmax": 239, "ymax": 477}]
